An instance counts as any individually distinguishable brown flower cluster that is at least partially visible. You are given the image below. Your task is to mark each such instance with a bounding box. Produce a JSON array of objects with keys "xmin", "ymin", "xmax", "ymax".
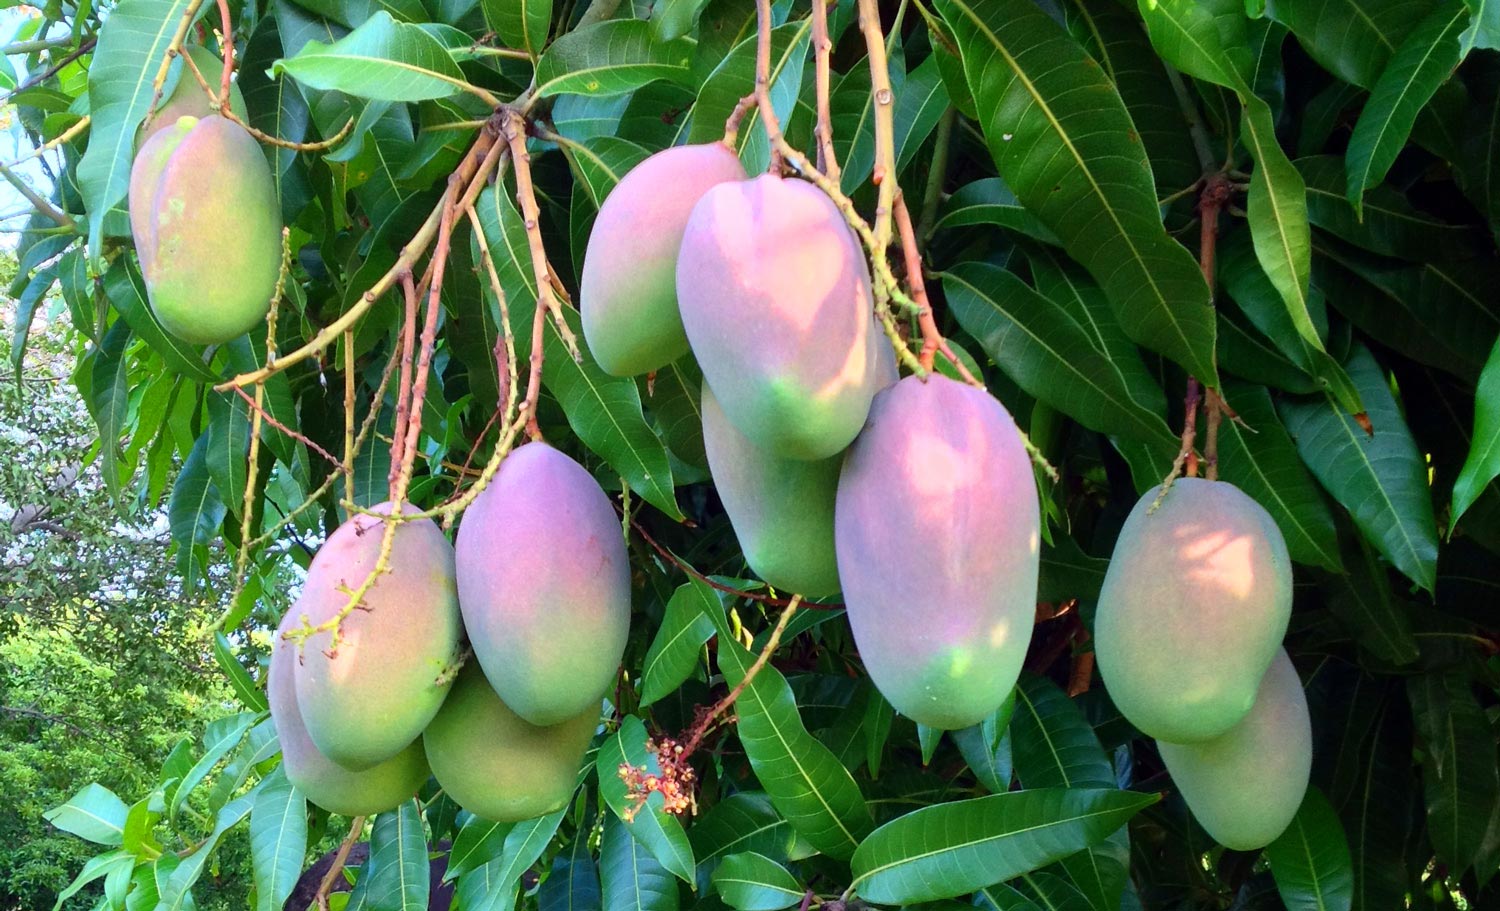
[{"xmin": 617, "ymin": 735, "xmax": 698, "ymax": 820}]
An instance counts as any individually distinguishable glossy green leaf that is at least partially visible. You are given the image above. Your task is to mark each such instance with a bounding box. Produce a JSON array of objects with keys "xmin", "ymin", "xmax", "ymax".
[
  {"xmin": 76, "ymin": 0, "xmax": 201, "ymax": 248},
  {"xmin": 539, "ymin": 823, "xmax": 602, "ymax": 911},
  {"xmin": 641, "ymin": 583, "xmax": 717, "ymax": 707},
  {"xmin": 653, "ymin": 0, "xmax": 713, "ymax": 41},
  {"xmin": 712, "ymin": 853, "xmax": 803, "ymax": 911},
  {"xmin": 701, "ymin": 579, "xmax": 873, "ymax": 859},
  {"xmin": 535, "ymin": 20, "xmax": 696, "ymax": 98},
  {"xmin": 1453, "ymin": 335, "xmax": 1500, "ymax": 526},
  {"xmin": 935, "ymin": 0, "xmax": 1217, "ymax": 382},
  {"xmin": 1408, "ymin": 673, "xmax": 1500, "ymax": 876},
  {"xmin": 1345, "ymin": 3, "xmax": 1468, "ymax": 213},
  {"xmin": 446, "ymin": 813, "xmax": 515, "ymax": 882},
  {"xmin": 1462, "ymin": 0, "xmax": 1500, "ymax": 51},
  {"xmin": 1011, "ymin": 675, "xmax": 1113, "ymax": 791},
  {"xmin": 561, "ymin": 134, "xmax": 651, "ymax": 208},
  {"xmin": 274, "ymin": 11, "xmax": 473, "ymax": 101},
  {"xmin": 205, "ymin": 390, "xmax": 251, "ymax": 519},
  {"xmin": 689, "ymin": 793, "xmax": 794, "ymax": 869},
  {"xmin": 687, "ymin": 19, "xmax": 811, "ymax": 171},
  {"xmin": 169, "ymin": 713, "xmax": 254, "ymax": 822},
  {"xmin": 952, "ymin": 692, "xmax": 1016, "ymax": 795},
  {"xmin": 366, "ymin": 800, "xmax": 430, "ymax": 911},
  {"xmin": 1216, "ymin": 381, "xmax": 1342, "ymax": 570},
  {"xmin": 103, "ymin": 258, "xmax": 214, "ymax": 381},
  {"xmin": 1319, "ymin": 530, "xmax": 1419, "ymax": 665},
  {"xmin": 1279, "ymin": 346, "xmax": 1438, "ymax": 592},
  {"xmin": 169, "ymin": 434, "xmax": 226, "ymax": 596},
  {"xmin": 456, "ymin": 807, "xmax": 569, "ymax": 911},
  {"xmin": 1265, "ymin": 0, "xmax": 1439, "ymax": 88},
  {"xmin": 45, "ymin": 783, "xmax": 128, "ymax": 846},
  {"xmin": 213, "ymin": 632, "xmax": 268, "ymax": 713},
  {"xmin": 1266, "ymin": 788, "xmax": 1353, "ymax": 911},
  {"xmin": 251, "ymin": 767, "xmax": 307, "ymax": 911},
  {"xmin": 159, "ymin": 794, "xmax": 254, "ymax": 911},
  {"xmin": 1296, "ymin": 154, "xmax": 1482, "ymax": 261},
  {"xmin": 942, "ymin": 261, "xmax": 1179, "ymax": 458},
  {"xmin": 931, "ymin": 178, "xmax": 1059, "ymax": 244},
  {"xmin": 86, "ymin": 320, "xmax": 131, "ymax": 497},
  {"xmin": 848, "ymin": 788, "xmax": 1158, "ymax": 904},
  {"xmin": 597, "ymin": 716, "xmax": 696, "ymax": 882},
  {"xmin": 647, "ymin": 357, "xmax": 706, "ymax": 468},
  {"xmin": 601, "ymin": 809, "xmax": 680, "ymax": 911},
  {"xmin": 485, "ymin": 0, "xmax": 551, "ymax": 57}
]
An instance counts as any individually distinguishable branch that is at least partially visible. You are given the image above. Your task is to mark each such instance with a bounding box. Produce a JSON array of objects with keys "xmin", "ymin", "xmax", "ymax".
[
  {"xmin": 0, "ymin": 162, "xmax": 71, "ymax": 229},
  {"xmin": 683, "ymin": 596, "xmax": 801, "ymax": 755},
  {"xmin": 315, "ymin": 816, "xmax": 366, "ymax": 911},
  {"xmin": 812, "ymin": 0, "xmax": 838, "ymax": 180},
  {"xmin": 147, "ymin": 0, "xmax": 206, "ymax": 118},
  {"xmin": 3, "ymin": 115, "xmax": 89, "ymax": 169},
  {"xmin": 213, "ymin": 0, "xmax": 234, "ymax": 108}
]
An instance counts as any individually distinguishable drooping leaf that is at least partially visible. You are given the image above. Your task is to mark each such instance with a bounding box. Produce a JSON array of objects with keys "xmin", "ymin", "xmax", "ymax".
[
  {"xmin": 1451, "ymin": 334, "xmax": 1500, "ymax": 526},
  {"xmin": 1279, "ymin": 346, "xmax": 1439, "ymax": 592},
  {"xmin": 641, "ymin": 583, "xmax": 717, "ymax": 707},
  {"xmin": 539, "ymin": 823, "xmax": 602, "ymax": 911},
  {"xmin": 935, "ymin": 0, "xmax": 1217, "ymax": 382},
  {"xmin": 446, "ymin": 814, "xmax": 515, "ymax": 883},
  {"xmin": 1011, "ymin": 675, "xmax": 1113, "ymax": 791},
  {"xmin": 44, "ymin": 783, "xmax": 129, "ymax": 846},
  {"xmin": 159, "ymin": 795, "xmax": 254, "ymax": 911},
  {"xmin": 687, "ymin": 19, "xmax": 812, "ymax": 172},
  {"xmin": 688, "ymin": 793, "xmax": 795, "ymax": 870},
  {"xmin": 1407, "ymin": 674, "xmax": 1500, "ymax": 876},
  {"xmin": 485, "ymin": 0, "xmax": 551, "ymax": 57},
  {"xmin": 1265, "ymin": 0, "xmax": 1440, "ymax": 89},
  {"xmin": 1295, "ymin": 154, "xmax": 1482, "ymax": 261},
  {"xmin": 103, "ymin": 258, "xmax": 214, "ymax": 381},
  {"xmin": 600, "ymin": 809, "xmax": 680, "ymax": 911},
  {"xmin": 251, "ymin": 768, "xmax": 307, "ymax": 911},
  {"xmin": 366, "ymin": 800, "xmax": 430, "ymax": 911},
  {"xmin": 931, "ymin": 178, "xmax": 1059, "ymax": 244},
  {"xmin": 1266, "ymin": 788, "xmax": 1353, "ymax": 911},
  {"xmin": 455, "ymin": 807, "xmax": 569, "ymax": 911},
  {"xmin": 847, "ymin": 788, "xmax": 1159, "ymax": 904},
  {"xmin": 169, "ymin": 433, "xmax": 226, "ymax": 596}
]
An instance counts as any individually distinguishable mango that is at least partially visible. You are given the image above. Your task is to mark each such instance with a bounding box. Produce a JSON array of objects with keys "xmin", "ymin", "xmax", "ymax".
[
  {"xmin": 581, "ymin": 143, "xmax": 746, "ymax": 376},
  {"xmin": 128, "ymin": 115, "xmax": 280, "ymax": 345},
  {"xmin": 422, "ymin": 662, "xmax": 597, "ymax": 823},
  {"xmin": 454, "ymin": 442, "xmax": 630, "ymax": 726},
  {"xmin": 268, "ymin": 611, "xmax": 429, "ymax": 816},
  {"xmin": 137, "ymin": 46, "xmax": 248, "ymax": 146},
  {"xmin": 677, "ymin": 174, "xmax": 885, "ymax": 460},
  {"xmin": 834, "ymin": 374, "xmax": 1040, "ymax": 729},
  {"xmin": 1093, "ymin": 477, "xmax": 1292, "ymax": 743},
  {"xmin": 1157, "ymin": 649, "xmax": 1312, "ymax": 850},
  {"xmin": 702, "ymin": 382, "xmax": 842, "ymax": 596},
  {"xmin": 292, "ymin": 503, "xmax": 463, "ymax": 770}
]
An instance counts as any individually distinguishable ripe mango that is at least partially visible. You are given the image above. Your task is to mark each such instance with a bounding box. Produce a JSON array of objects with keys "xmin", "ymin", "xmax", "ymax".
[
  {"xmin": 292, "ymin": 504, "xmax": 462, "ymax": 770},
  {"xmin": 581, "ymin": 143, "xmax": 746, "ymax": 376},
  {"xmin": 1157, "ymin": 649, "xmax": 1312, "ymax": 850},
  {"xmin": 128, "ymin": 115, "xmax": 280, "ymax": 345},
  {"xmin": 455, "ymin": 442, "xmax": 630, "ymax": 726},
  {"xmin": 137, "ymin": 46, "xmax": 247, "ymax": 146},
  {"xmin": 677, "ymin": 174, "xmax": 885, "ymax": 460},
  {"xmin": 1094, "ymin": 478, "xmax": 1292, "ymax": 743},
  {"xmin": 702, "ymin": 382, "xmax": 842, "ymax": 596},
  {"xmin": 268, "ymin": 611, "xmax": 428, "ymax": 816},
  {"xmin": 835, "ymin": 374, "xmax": 1040, "ymax": 729},
  {"xmin": 422, "ymin": 662, "xmax": 597, "ymax": 823}
]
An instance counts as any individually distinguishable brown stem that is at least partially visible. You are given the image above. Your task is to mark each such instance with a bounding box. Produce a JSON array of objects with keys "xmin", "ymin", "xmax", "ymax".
[
  {"xmin": 893, "ymin": 192, "xmax": 976, "ymax": 383},
  {"xmin": 681, "ymin": 596, "xmax": 802, "ymax": 756},
  {"xmin": 390, "ymin": 271, "xmax": 419, "ymax": 487},
  {"xmin": 812, "ymin": 0, "xmax": 838, "ymax": 181},
  {"xmin": 147, "ymin": 0, "xmax": 205, "ymax": 118},
  {"xmin": 179, "ymin": 47, "xmax": 355, "ymax": 150},
  {"xmin": 628, "ymin": 516, "xmax": 840, "ymax": 610},
  {"xmin": 856, "ymin": 0, "xmax": 896, "ymax": 247},
  {"xmin": 230, "ymin": 385, "xmax": 343, "ymax": 470},
  {"xmin": 213, "ymin": 0, "xmax": 234, "ymax": 107},
  {"xmin": 750, "ymin": 0, "xmax": 783, "ymax": 172},
  {"xmin": 315, "ymin": 816, "xmax": 366, "ymax": 911}
]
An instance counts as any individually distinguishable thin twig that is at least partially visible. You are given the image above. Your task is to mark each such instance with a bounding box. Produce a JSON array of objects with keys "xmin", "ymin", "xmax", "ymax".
[
  {"xmin": 213, "ymin": 0, "xmax": 234, "ymax": 108},
  {"xmin": 315, "ymin": 816, "xmax": 366, "ymax": 911},
  {"xmin": 681, "ymin": 596, "xmax": 802, "ymax": 756},
  {"xmin": 4, "ymin": 115, "xmax": 89, "ymax": 169},
  {"xmin": 628, "ymin": 515, "xmax": 839, "ymax": 610},
  {"xmin": 0, "ymin": 162, "xmax": 71, "ymax": 228},
  {"xmin": 811, "ymin": 0, "xmax": 838, "ymax": 180}
]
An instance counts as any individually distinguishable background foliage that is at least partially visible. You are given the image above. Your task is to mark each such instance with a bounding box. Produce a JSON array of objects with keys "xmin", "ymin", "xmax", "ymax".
[{"xmin": 3, "ymin": 0, "xmax": 1500, "ymax": 909}]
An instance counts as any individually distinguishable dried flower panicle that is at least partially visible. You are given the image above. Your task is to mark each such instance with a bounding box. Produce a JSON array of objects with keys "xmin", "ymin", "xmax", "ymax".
[{"xmin": 617, "ymin": 735, "xmax": 698, "ymax": 820}]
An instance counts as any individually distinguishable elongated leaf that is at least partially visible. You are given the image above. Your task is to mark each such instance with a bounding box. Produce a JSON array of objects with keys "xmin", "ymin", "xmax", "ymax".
[
  {"xmin": 952, "ymin": 694, "xmax": 1016, "ymax": 795},
  {"xmin": 1265, "ymin": 0, "xmax": 1439, "ymax": 88},
  {"xmin": 712, "ymin": 853, "xmax": 803, "ymax": 911},
  {"xmin": 562, "ymin": 134, "xmax": 651, "ymax": 208},
  {"xmin": 893, "ymin": 54, "xmax": 950, "ymax": 171},
  {"xmin": 1453, "ymin": 335, "xmax": 1500, "ymax": 526},
  {"xmin": 1012, "ymin": 675, "xmax": 1113, "ymax": 791},
  {"xmin": 935, "ymin": 0, "xmax": 1216, "ymax": 382},
  {"xmin": 848, "ymin": 788, "xmax": 1158, "ymax": 904},
  {"xmin": 1279, "ymin": 346, "xmax": 1438, "ymax": 592},
  {"xmin": 457, "ymin": 808, "xmax": 570, "ymax": 911},
  {"xmin": 214, "ymin": 632, "xmax": 269, "ymax": 712},
  {"xmin": 598, "ymin": 716, "xmax": 696, "ymax": 883},
  {"xmin": 476, "ymin": 184, "xmax": 681, "ymax": 517},
  {"xmin": 76, "ymin": 0, "xmax": 199, "ymax": 248},
  {"xmin": 641, "ymin": 583, "xmax": 716, "ymax": 707},
  {"xmin": 535, "ymin": 20, "xmax": 695, "ymax": 98},
  {"xmin": 1295, "ymin": 154, "xmax": 1481, "ymax": 261},
  {"xmin": 1345, "ymin": 3, "xmax": 1468, "ymax": 212},
  {"xmin": 87, "ymin": 319, "xmax": 131, "ymax": 497},
  {"xmin": 1407, "ymin": 674, "xmax": 1500, "ymax": 875},
  {"xmin": 367, "ymin": 800, "xmax": 430, "ymax": 911},
  {"xmin": 446, "ymin": 814, "xmax": 515, "ymax": 882},
  {"xmin": 689, "ymin": 793, "xmax": 794, "ymax": 869},
  {"xmin": 1339, "ymin": 702, "xmax": 1416, "ymax": 911},
  {"xmin": 601, "ymin": 810, "xmax": 680, "ymax": 911},
  {"xmin": 169, "ymin": 434, "xmax": 226, "ymax": 596},
  {"xmin": 169, "ymin": 713, "xmax": 254, "ymax": 822},
  {"xmin": 687, "ymin": 19, "xmax": 811, "ymax": 172},
  {"xmin": 1463, "ymin": 0, "xmax": 1500, "ymax": 51},
  {"xmin": 206, "ymin": 390, "xmax": 251, "ymax": 519},
  {"xmin": 159, "ymin": 795, "xmax": 254, "ymax": 911},
  {"xmin": 942, "ymin": 261, "xmax": 1178, "ymax": 458},
  {"xmin": 103, "ymin": 258, "xmax": 214, "ymax": 381},
  {"xmin": 45, "ymin": 783, "xmax": 128, "ymax": 845},
  {"xmin": 699, "ymin": 579, "xmax": 873, "ymax": 859},
  {"xmin": 1216, "ymin": 381, "xmax": 1342, "ymax": 570},
  {"xmin": 539, "ymin": 824, "xmax": 602, "ymax": 911},
  {"xmin": 932, "ymin": 178, "xmax": 1058, "ymax": 244},
  {"xmin": 648, "ymin": 357, "xmax": 706, "ymax": 468},
  {"xmin": 486, "ymin": 0, "xmax": 551, "ymax": 57},
  {"xmin": 251, "ymin": 768, "xmax": 307, "ymax": 911},
  {"xmin": 1266, "ymin": 788, "xmax": 1353, "ymax": 911},
  {"xmin": 274, "ymin": 11, "xmax": 472, "ymax": 101}
]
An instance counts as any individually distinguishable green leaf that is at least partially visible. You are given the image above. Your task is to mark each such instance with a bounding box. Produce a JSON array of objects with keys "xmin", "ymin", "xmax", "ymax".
[
  {"xmin": 654, "ymin": 0, "xmax": 714, "ymax": 41},
  {"xmin": 1266, "ymin": 787, "xmax": 1353, "ymax": 911},
  {"xmin": 647, "ymin": 357, "xmax": 707, "ymax": 468},
  {"xmin": 1345, "ymin": 3, "xmax": 1469, "ymax": 213},
  {"xmin": 1407, "ymin": 674, "xmax": 1500, "ymax": 876},
  {"xmin": 214, "ymin": 632, "xmax": 270, "ymax": 713},
  {"xmin": 1319, "ymin": 530, "xmax": 1419, "ymax": 665},
  {"xmin": 1295, "ymin": 154, "xmax": 1482, "ymax": 261},
  {"xmin": 486, "ymin": 0, "xmax": 551, "ymax": 58},
  {"xmin": 446, "ymin": 814, "xmax": 515, "ymax": 882},
  {"xmin": 597, "ymin": 716, "xmax": 696, "ymax": 882},
  {"xmin": 11, "ymin": 264, "xmax": 57, "ymax": 379},
  {"xmin": 52, "ymin": 851, "xmax": 133, "ymax": 911},
  {"xmin": 1338, "ymin": 701, "xmax": 1417, "ymax": 910},
  {"xmin": 641, "ymin": 583, "xmax": 717, "ymax": 707},
  {"xmin": 159, "ymin": 794, "xmax": 254, "ymax": 911},
  {"xmin": 712, "ymin": 853, "xmax": 803, "ymax": 911},
  {"xmin": 274, "ymin": 11, "xmax": 472, "ymax": 102},
  {"xmin": 535, "ymin": 20, "xmax": 696, "ymax": 98},
  {"xmin": 600, "ymin": 809, "xmax": 680, "ymax": 911},
  {"xmin": 251, "ymin": 767, "xmax": 307, "ymax": 911},
  {"xmin": 1453, "ymin": 335, "xmax": 1500, "ymax": 526},
  {"xmin": 103, "ymin": 258, "xmax": 214, "ymax": 381},
  {"xmin": 1216, "ymin": 381, "xmax": 1342, "ymax": 570},
  {"xmin": 893, "ymin": 54, "xmax": 950, "ymax": 172},
  {"xmin": 76, "ymin": 0, "xmax": 201, "ymax": 249},
  {"xmin": 848, "ymin": 788, "xmax": 1158, "ymax": 904},
  {"xmin": 937, "ymin": 0, "xmax": 1216, "ymax": 382},
  {"xmin": 942, "ymin": 261, "xmax": 1178, "ymax": 458},
  {"xmin": 700, "ymin": 579, "xmax": 873, "ymax": 859},
  {"xmin": 87, "ymin": 319, "xmax": 131, "ymax": 497},
  {"xmin": 687, "ymin": 19, "xmax": 811, "ymax": 172},
  {"xmin": 1279, "ymin": 346, "xmax": 1438, "ymax": 592},
  {"xmin": 456, "ymin": 807, "xmax": 570, "ymax": 911},
  {"xmin": 45, "ymin": 783, "xmax": 129, "ymax": 845},
  {"xmin": 952, "ymin": 693, "xmax": 1016, "ymax": 795},
  {"xmin": 689, "ymin": 793, "xmax": 795, "ymax": 869},
  {"xmin": 169, "ymin": 429, "xmax": 226, "ymax": 596},
  {"xmin": 367, "ymin": 800, "xmax": 430, "ymax": 911},
  {"xmin": 931, "ymin": 178, "xmax": 1059, "ymax": 244},
  {"xmin": 1011, "ymin": 675, "xmax": 1113, "ymax": 791},
  {"xmin": 1265, "ymin": 0, "xmax": 1439, "ymax": 88},
  {"xmin": 539, "ymin": 823, "xmax": 602, "ymax": 911},
  {"xmin": 1463, "ymin": 0, "xmax": 1500, "ymax": 51},
  {"xmin": 206, "ymin": 390, "xmax": 251, "ymax": 519},
  {"xmin": 476, "ymin": 183, "xmax": 681, "ymax": 518},
  {"xmin": 169, "ymin": 712, "xmax": 254, "ymax": 823},
  {"xmin": 560, "ymin": 134, "xmax": 652, "ymax": 208}
]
